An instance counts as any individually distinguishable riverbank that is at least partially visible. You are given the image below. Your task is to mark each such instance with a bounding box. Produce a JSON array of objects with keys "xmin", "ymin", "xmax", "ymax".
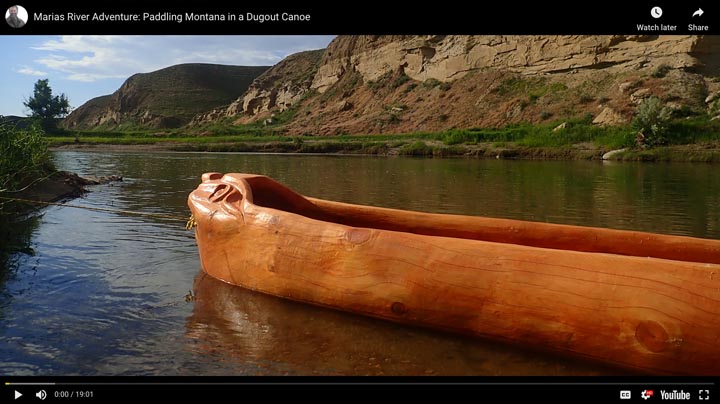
[
  {"xmin": 48, "ymin": 116, "xmax": 720, "ymax": 162},
  {"xmin": 0, "ymin": 170, "xmax": 122, "ymax": 216},
  {"xmin": 50, "ymin": 139, "xmax": 720, "ymax": 163}
]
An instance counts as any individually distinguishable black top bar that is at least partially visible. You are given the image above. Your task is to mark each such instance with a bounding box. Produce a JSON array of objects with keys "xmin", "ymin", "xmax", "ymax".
[{"xmin": 1, "ymin": 1, "xmax": 717, "ymax": 35}]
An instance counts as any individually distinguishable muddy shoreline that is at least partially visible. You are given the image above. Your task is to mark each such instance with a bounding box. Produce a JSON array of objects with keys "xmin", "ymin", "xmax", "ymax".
[{"xmin": 1, "ymin": 171, "xmax": 122, "ymax": 216}]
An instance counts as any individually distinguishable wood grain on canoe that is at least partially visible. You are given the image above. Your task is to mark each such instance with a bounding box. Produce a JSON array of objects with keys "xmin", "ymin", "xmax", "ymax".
[{"xmin": 189, "ymin": 173, "xmax": 720, "ymax": 375}]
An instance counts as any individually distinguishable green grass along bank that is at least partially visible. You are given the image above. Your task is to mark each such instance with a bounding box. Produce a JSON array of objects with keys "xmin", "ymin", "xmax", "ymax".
[{"xmin": 49, "ymin": 117, "xmax": 720, "ymax": 162}]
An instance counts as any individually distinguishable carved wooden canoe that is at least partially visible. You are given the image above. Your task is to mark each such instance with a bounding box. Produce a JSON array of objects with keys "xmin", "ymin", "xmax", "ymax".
[{"xmin": 188, "ymin": 172, "xmax": 720, "ymax": 375}]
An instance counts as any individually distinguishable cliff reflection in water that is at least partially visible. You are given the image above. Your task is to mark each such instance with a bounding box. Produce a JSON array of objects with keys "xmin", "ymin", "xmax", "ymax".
[{"xmin": 186, "ymin": 271, "xmax": 629, "ymax": 376}]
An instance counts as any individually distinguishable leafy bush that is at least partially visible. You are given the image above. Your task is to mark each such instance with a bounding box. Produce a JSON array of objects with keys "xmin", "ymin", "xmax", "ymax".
[
  {"xmin": 0, "ymin": 120, "xmax": 53, "ymax": 192},
  {"xmin": 632, "ymin": 97, "xmax": 672, "ymax": 147}
]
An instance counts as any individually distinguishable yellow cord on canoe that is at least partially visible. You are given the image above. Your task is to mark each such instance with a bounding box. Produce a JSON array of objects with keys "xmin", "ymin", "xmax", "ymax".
[{"xmin": 0, "ymin": 195, "xmax": 192, "ymax": 225}]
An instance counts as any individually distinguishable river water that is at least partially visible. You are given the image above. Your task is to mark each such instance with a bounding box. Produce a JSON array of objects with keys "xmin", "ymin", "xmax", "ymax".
[{"xmin": 1, "ymin": 151, "xmax": 718, "ymax": 376}]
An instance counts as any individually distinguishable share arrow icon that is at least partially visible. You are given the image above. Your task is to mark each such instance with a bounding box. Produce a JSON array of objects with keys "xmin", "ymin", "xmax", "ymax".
[{"xmin": 693, "ymin": 8, "xmax": 704, "ymax": 17}]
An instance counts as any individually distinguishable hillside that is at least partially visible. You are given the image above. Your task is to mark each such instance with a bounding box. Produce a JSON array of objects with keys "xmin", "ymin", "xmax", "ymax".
[
  {"xmin": 64, "ymin": 64, "xmax": 269, "ymax": 130},
  {"xmin": 191, "ymin": 35, "xmax": 720, "ymax": 136},
  {"xmin": 190, "ymin": 50, "xmax": 323, "ymax": 124},
  {"xmin": 63, "ymin": 95, "xmax": 112, "ymax": 128}
]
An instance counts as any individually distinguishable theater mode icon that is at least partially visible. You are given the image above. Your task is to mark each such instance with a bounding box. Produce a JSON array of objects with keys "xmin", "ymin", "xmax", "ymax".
[
  {"xmin": 642, "ymin": 389, "xmax": 655, "ymax": 400},
  {"xmin": 620, "ymin": 390, "xmax": 631, "ymax": 399}
]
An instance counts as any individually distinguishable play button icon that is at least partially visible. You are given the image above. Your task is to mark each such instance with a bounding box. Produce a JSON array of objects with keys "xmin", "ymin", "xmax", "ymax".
[{"xmin": 15, "ymin": 390, "xmax": 22, "ymax": 399}]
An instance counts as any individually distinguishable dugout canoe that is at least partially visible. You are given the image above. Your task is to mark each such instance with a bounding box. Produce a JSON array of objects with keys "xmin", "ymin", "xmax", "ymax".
[{"xmin": 188, "ymin": 172, "xmax": 720, "ymax": 375}]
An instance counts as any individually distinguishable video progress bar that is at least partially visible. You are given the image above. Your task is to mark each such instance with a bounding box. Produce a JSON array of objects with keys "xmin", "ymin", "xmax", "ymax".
[{"xmin": 6, "ymin": 382, "xmax": 716, "ymax": 386}]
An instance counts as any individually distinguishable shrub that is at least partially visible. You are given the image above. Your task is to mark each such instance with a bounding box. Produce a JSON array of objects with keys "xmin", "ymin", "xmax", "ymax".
[
  {"xmin": 403, "ymin": 83, "xmax": 418, "ymax": 94},
  {"xmin": 422, "ymin": 78, "xmax": 442, "ymax": 89},
  {"xmin": 400, "ymin": 141, "xmax": 433, "ymax": 156},
  {"xmin": 438, "ymin": 82, "xmax": 452, "ymax": 91},
  {"xmin": 0, "ymin": 120, "xmax": 52, "ymax": 193},
  {"xmin": 391, "ymin": 73, "xmax": 411, "ymax": 89},
  {"xmin": 632, "ymin": 97, "xmax": 672, "ymax": 147},
  {"xmin": 651, "ymin": 64, "xmax": 672, "ymax": 78}
]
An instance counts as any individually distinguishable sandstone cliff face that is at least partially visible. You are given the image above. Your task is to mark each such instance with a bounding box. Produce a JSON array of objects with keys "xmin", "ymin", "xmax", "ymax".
[
  {"xmin": 242, "ymin": 49, "xmax": 324, "ymax": 115},
  {"xmin": 312, "ymin": 35, "xmax": 717, "ymax": 92},
  {"xmin": 264, "ymin": 35, "xmax": 717, "ymax": 135},
  {"xmin": 189, "ymin": 50, "xmax": 323, "ymax": 126}
]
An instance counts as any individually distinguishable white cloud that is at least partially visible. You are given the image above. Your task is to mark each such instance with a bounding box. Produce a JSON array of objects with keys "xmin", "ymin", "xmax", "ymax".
[
  {"xmin": 16, "ymin": 66, "xmax": 48, "ymax": 76},
  {"xmin": 31, "ymin": 35, "xmax": 334, "ymax": 82}
]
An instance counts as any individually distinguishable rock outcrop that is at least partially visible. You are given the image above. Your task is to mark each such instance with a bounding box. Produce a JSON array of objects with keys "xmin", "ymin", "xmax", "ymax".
[
  {"xmin": 593, "ymin": 107, "xmax": 625, "ymax": 126},
  {"xmin": 242, "ymin": 49, "xmax": 323, "ymax": 115},
  {"xmin": 189, "ymin": 50, "xmax": 323, "ymax": 126},
  {"xmin": 311, "ymin": 35, "xmax": 718, "ymax": 92}
]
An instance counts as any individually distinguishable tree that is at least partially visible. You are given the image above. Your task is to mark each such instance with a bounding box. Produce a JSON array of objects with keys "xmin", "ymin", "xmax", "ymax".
[{"xmin": 23, "ymin": 79, "xmax": 70, "ymax": 131}]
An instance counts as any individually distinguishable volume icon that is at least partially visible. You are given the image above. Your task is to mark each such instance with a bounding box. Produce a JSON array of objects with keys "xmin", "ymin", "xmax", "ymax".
[{"xmin": 36, "ymin": 390, "xmax": 47, "ymax": 400}]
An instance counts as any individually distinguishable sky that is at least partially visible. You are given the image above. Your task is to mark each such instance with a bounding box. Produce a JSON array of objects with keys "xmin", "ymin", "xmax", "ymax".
[{"xmin": 0, "ymin": 35, "xmax": 335, "ymax": 117}]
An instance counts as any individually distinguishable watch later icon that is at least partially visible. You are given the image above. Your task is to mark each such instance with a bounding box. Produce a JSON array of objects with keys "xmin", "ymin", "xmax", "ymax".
[{"xmin": 651, "ymin": 6, "xmax": 663, "ymax": 18}]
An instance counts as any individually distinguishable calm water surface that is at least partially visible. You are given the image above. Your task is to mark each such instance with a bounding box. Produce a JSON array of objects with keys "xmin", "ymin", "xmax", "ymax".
[{"xmin": 1, "ymin": 151, "xmax": 718, "ymax": 375}]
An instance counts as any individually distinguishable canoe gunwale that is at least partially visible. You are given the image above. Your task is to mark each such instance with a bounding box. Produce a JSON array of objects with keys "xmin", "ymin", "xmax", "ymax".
[{"xmin": 193, "ymin": 172, "xmax": 720, "ymax": 265}]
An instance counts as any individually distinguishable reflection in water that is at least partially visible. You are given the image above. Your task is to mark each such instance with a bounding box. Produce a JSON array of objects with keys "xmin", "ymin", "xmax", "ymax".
[
  {"xmin": 0, "ymin": 214, "xmax": 40, "ymax": 270},
  {"xmin": 187, "ymin": 271, "xmax": 629, "ymax": 376},
  {"xmin": 51, "ymin": 152, "xmax": 720, "ymax": 239},
  {"xmin": 0, "ymin": 214, "xmax": 41, "ymax": 321},
  {"xmin": 1, "ymin": 151, "xmax": 718, "ymax": 375}
]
